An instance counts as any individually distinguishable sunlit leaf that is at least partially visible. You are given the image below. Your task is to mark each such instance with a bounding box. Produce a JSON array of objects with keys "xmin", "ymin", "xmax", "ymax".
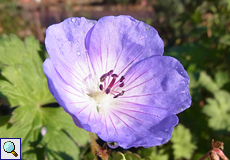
[
  {"xmin": 111, "ymin": 151, "xmax": 150, "ymax": 160},
  {"xmin": 214, "ymin": 71, "xmax": 229, "ymax": 89},
  {"xmin": 0, "ymin": 35, "xmax": 54, "ymax": 106},
  {"xmin": 203, "ymin": 90, "xmax": 230, "ymax": 131},
  {"xmin": 0, "ymin": 35, "xmax": 90, "ymax": 160},
  {"xmin": 171, "ymin": 124, "xmax": 197, "ymax": 159},
  {"xmin": 219, "ymin": 34, "xmax": 230, "ymax": 46},
  {"xmin": 199, "ymin": 71, "xmax": 229, "ymax": 93},
  {"xmin": 199, "ymin": 72, "xmax": 219, "ymax": 93},
  {"xmin": 137, "ymin": 147, "xmax": 168, "ymax": 160}
]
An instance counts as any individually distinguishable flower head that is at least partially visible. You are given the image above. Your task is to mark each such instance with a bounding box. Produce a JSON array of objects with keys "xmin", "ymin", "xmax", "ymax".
[{"xmin": 43, "ymin": 15, "xmax": 191, "ymax": 149}]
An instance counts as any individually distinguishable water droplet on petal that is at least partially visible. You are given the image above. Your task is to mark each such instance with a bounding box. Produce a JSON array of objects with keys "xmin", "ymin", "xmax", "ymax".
[
  {"xmin": 165, "ymin": 129, "xmax": 168, "ymax": 132},
  {"xmin": 164, "ymin": 140, "xmax": 169, "ymax": 144},
  {"xmin": 145, "ymin": 26, "xmax": 150, "ymax": 31},
  {"xmin": 107, "ymin": 142, "xmax": 118, "ymax": 149},
  {"xmin": 77, "ymin": 51, "xmax": 81, "ymax": 56},
  {"xmin": 141, "ymin": 140, "xmax": 146, "ymax": 144},
  {"xmin": 71, "ymin": 18, "xmax": 76, "ymax": 22},
  {"xmin": 156, "ymin": 137, "xmax": 163, "ymax": 141}
]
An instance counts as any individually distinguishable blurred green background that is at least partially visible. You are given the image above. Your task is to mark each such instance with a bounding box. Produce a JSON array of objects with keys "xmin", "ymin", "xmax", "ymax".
[{"xmin": 0, "ymin": 0, "xmax": 230, "ymax": 159}]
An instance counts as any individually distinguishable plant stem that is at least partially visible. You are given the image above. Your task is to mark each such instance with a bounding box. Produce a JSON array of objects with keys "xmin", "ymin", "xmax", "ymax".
[
  {"xmin": 89, "ymin": 132, "xmax": 109, "ymax": 160},
  {"xmin": 89, "ymin": 132, "xmax": 100, "ymax": 153},
  {"xmin": 199, "ymin": 151, "xmax": 210, "ymax": 160}
]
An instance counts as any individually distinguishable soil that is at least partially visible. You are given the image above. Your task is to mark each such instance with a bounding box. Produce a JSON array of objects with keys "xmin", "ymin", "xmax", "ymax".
[{"xmin": 14, "ymin": 0, "xmax": 155, "ymax": 41}]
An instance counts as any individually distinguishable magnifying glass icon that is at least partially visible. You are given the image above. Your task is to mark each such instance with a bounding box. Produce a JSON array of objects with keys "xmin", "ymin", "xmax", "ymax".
[{"xmin": 3, "ymin": 141, "xmax": 18, "ymax": 157}]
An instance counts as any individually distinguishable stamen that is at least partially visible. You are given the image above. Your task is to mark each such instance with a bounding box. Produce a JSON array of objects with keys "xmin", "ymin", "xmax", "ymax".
[
  {"xmin": 119, "ymin": 76, "xmax": 125, "ymax": 82},
  {"xmin": 111, "ymin": 74, "xmax": 118, "ymax": 78},
  {"xmin": 113, "ymin": 94, "xmax": 119, "ymax": 98},
  {"xmin": 120, "ymin": 90, "xmax": 125, "ymax": 96},
  {"xmin": 113, "ymin": 90, "xmax": 125, "ymax": 98},
  {"xmin": 99, "ymin": 70, "xmax": 125, "ymax": 97},
  {"xmin": 105, "ymin": 88, "xmax": 110, "ymax": 94},
  {"xmin": 108, "ymin": 70, "xmax": 113, "ymax": 76},
  {"xmin": 119, "ymin": 82, "xmax": 124, "ymax": 87},
  {"xmin": 99, "ymin": 84, "xmax": 103, "ymax": 91},
  {"xmin": 100, "ymin": 73, "xmax": 108, "ymax": 82}
]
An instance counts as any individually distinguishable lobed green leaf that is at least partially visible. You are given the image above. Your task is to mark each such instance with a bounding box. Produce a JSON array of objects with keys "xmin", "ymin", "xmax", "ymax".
[
  {"xmin": 0, "ymin": 35, "xmax": 90, "ymax": 160},
  {"xmin": 171, "ymin": 124, "xmax": 197, "ymax": 159},
  {"xmin": 203, "ymin": 90, "xmax": 230, "ymax": 131}
]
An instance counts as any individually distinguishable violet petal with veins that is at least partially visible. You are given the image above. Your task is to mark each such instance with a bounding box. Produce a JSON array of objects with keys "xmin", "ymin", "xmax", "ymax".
[{"xmin": 43, "ymin": 15, "xmax": 191, "ymax": 149}]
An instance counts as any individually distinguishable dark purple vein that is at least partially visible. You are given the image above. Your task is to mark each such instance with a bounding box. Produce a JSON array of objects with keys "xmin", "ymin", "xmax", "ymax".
[
  {"xmin": 114, "ymin": 110, "xmax": 152, "ymax": 125},
  {"xmin": 87, "ymin": 108, "xmax": 92, "ymax": 123},
  {"xmin": 118, "ymin": 51, "xmax": 144, "ymax": 76},
  {"xmin": 111, "ymin": 111, "xmax": 143, "ymax": 136},
  {"xmin": 117, "ymin": 108, "xmax": 162, "ymax": 119},
  {"xmin": 125, "ymin": 76, "xmax": 158, "ymax": 92},
  {"xmin": 105, "ymin": 118, "xmax": 109, "ymax": 136},
  {"xmin": 125, "ymin": 64, "xmax": 158, "ymax": 88},
  {"xmin": 76, "ymin": 104, "xmax": 90, "ymax": 115},
  {"xmin": 108, "ymin": 114, "xmax": 118, "ymax": 135},
  {"xmin": 59, "ymin": 85, "xmax": 83, "ymax": 98}
]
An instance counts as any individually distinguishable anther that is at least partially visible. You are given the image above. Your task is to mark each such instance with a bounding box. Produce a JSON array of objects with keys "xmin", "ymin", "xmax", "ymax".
[
  {"xmin": 119, "ymin": 82, "xmax": 124, "ymax": 87},
  {"xmin": 100, "ymin": 73, "xmax": 108, "ymax": 82},
  {"xmin": 107, "ymin": 70, "xmax": 113, "ymax": 76},
  {"xmin": 113, "ymin": 90, "xmax": 125, "ymax": 98},
  {"xmin": 120, "ymin": 90, "xmax": 125, "ymax": 96},
  {"xmin": 99, "ymin": 84, "xmax": 103, "ymax": 91},
  {"xmin": 119, "ymin": 76, "xmax": 125, "ymax": 82},
  {"xmin": 113, "ymin": 94, "xmax": 119, "ymax": 98},
  {"xmin": 111, "ymin": 74, "xmax": 118, "ymax": 78},
  {"xmin": 105, "ymin": 88, "xmax": 110, "ymax": 94}
]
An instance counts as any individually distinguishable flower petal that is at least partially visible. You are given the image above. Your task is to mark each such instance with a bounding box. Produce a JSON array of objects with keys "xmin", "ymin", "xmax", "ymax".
[
  {"xmin": 85, "ymin": 15, "xmax": 164, "ymax": 77},
  {"xmin": 45, "ymin": 17, "xmax": 97, "ymax": 92},
  {"xmin": 43, "ymin": 59, "xmax": 179, "ymax": 149},
  {"xmin": 121, "ymin": 56, "xmax": 191, "ymax": 114},
  {"xmin": 43, "ymin": 58, "xmax": 101, "ymax": 130},
  {"xmin": 96, "ymin": 102, "xmax": 178, "ymax": 149}
]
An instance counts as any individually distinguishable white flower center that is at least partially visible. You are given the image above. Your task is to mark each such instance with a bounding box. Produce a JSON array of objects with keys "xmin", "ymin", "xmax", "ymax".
[{"xmin": 85, "ymin": 70, "xmax": 125, "ymax": 113}]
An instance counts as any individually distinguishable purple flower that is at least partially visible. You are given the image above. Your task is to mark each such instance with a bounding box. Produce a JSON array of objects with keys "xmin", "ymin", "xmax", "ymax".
[{"xmin": 43, "ymin": 15, "xmax": 191, "ymax": 149}]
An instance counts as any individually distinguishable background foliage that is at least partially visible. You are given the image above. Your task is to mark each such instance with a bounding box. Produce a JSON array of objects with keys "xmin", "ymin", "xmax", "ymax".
[{"xmin": 0, "ymin": 0, "xmax": 230, "ymax": 159}]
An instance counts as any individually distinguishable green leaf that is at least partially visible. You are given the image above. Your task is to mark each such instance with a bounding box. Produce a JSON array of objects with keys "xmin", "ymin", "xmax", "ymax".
[
  {"xmin": 0, "ymin": 115, "xmax": 16, "ymax": 136},
  {"xmin": 214, "ymin": 71, "xmax": 229, "ymax": 89},
  {"xmin": 137, "ymin": 147, "xmax": 168, "ymax": 160},
  {"xmin": 219, "ymin": 34, "xmax": 230, "ymax": 46},
  {"xmin": 171, "ymin": 124, "xmax": 197, "ymax": 159},
  {"xmin": 0, "ymin": 35, "xmax": 90, "ymax": 160},
  {"xmin": 199, "ymin": 72, "xmax": 219, "ymax": 93},
  {"xmin": 199, "ymin": 72, "xmax": 229, "ymax": 93},
  {"xmin": 113, "ymin": 152, "xmax": 126, "ymax": 160},
  {"xmin": 203, "ymin": 90, "xmax": 230, "ymax": 131},
  {"xmin": 111, "ymin": 151, "xmax": 149, "ymax": 160},
  {"xmin": 0, "ymin": 35, "xmax": 54, "ymax": 106}
]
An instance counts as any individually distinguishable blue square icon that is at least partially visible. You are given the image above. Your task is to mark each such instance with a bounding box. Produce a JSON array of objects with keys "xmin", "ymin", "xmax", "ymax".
[{"xmin": 0, "ymin": 138, "xmax": 21, "ymax": 160}]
